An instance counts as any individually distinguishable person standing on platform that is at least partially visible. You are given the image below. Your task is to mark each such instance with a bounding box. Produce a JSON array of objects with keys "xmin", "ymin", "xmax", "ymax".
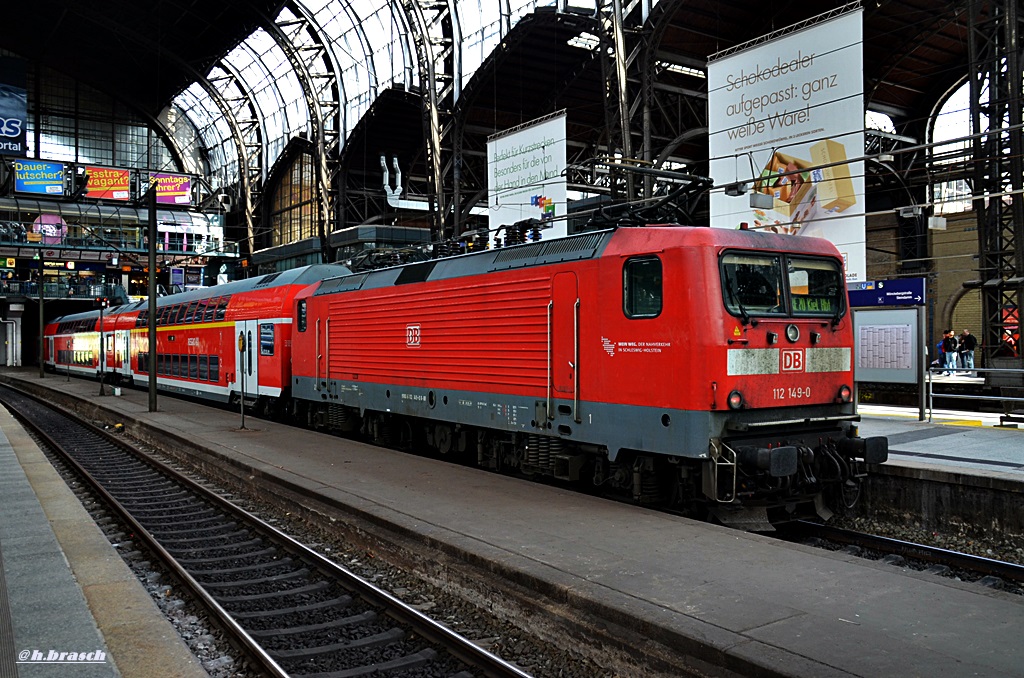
[
  {"xmin": 958, "ymin": 329, "xmax": 978, "ymax": 376},
  {"xmin": 942, "ymin": 329, "xmax": 959, "ymax": 376}
]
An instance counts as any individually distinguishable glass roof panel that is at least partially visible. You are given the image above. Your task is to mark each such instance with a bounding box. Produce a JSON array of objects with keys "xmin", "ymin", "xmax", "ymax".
[{"xmin": 172, "ymin": 0, "xmax": 583, "ymax": 188}]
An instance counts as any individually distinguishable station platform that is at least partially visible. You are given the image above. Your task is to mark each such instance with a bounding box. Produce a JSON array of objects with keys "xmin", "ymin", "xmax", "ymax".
[
  {"xmin": 858, "ymin": 404, "xmax": 1024, "ymax": 475},
  {"xmin": 0, "ymin": 368, "xmax": 1022, "ymax": 678}
]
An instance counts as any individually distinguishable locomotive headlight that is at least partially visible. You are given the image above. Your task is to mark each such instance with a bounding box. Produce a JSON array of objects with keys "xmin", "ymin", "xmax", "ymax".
[
  {"xmin": 838, "ymin": 384, "xmax": 853, "ymax": 403},
  {"xmin": 727, "ymin": 390, "xmax": 744, "ymax": 410},
  {"xmin": 785, "ymin": 324, "xmax": 800, "ymax": 342}
]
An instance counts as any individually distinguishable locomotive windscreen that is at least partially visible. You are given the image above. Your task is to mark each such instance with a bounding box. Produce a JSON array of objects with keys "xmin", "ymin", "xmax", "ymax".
[{"xmin": 721, "ymin": 252, "xmax": 844, "ymax": 319}]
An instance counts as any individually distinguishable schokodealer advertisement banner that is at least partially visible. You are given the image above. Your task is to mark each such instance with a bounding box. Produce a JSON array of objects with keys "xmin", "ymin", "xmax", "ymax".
[{"xmin": 708, "ymin": 7, "xmax": 865, "ymax": 282}]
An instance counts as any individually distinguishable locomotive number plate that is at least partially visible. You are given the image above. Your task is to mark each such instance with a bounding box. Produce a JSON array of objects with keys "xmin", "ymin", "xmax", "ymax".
[{"xmin": 773, "ymin": 386, "xmax": 811, "ymax": 399}]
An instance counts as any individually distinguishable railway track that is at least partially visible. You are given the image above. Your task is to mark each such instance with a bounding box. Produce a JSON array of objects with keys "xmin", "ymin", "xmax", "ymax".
[
  {"xmin": 0, "ymin": 384, "xmax": 532, "ymax": 678},
  {"xmin": 782, "ymin": 520, "xmax": 1024, "ymax": 593}
]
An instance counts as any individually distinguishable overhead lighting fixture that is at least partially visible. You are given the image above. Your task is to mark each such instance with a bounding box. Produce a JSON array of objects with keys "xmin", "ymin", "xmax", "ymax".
[
  {"xmin": 658, "ymin": 62, "xmax": 706, "ymax": 79},
  {"xmin": 724, "ymin": 182, "xmax": 748, "ymax": 197},
  {"xmin": 568, "ymin": 33, "xmax": 599, "ymax": 50}
]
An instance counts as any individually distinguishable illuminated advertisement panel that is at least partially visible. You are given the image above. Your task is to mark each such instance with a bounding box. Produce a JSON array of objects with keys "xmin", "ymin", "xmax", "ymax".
[
  {"xmin": 147, "ymin": 172, "xmax": 192, "ymax": 205},
  {"xmin": 14, "ymin": 159, "xmax": 65, "ymax": 196},
  {"xmin": 0, "ymin": 57, "xmax": 27, "ymax": 156},
  {"xmin": 708, "ymin": 7, "xmax": 865, "ymax": 282},
  {"xmin": 85, "ymin": 165, "xmax": 131, "ymax": 201}
]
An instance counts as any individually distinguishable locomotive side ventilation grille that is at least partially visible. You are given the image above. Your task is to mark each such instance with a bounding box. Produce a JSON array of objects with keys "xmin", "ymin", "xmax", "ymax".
[
  {"xmin": 316, "ymin": 273, "xmax": 368, "ymax": 295},
  {"xmin": 490, "ymin": 232, "xmax": 607, "ymax": 272}
]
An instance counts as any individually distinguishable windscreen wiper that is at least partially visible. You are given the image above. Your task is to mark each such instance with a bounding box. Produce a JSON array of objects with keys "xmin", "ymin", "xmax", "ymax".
[{"xmin": 725, "ymin": 276, "xmax": 753, "ymax": 326}]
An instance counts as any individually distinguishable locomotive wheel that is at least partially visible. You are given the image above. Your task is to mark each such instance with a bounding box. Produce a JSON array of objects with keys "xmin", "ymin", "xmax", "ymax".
[{"xmin": 435, "ymin": 424, "xmax": 453, "ymax": 455}]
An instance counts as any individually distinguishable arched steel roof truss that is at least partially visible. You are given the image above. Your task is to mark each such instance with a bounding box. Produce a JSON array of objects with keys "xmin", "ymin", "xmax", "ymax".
[
  {"xmin": 205, "ymin": 64, "xmax": 264, "ymax": 256},
  {"xmin": 253, "ymin": 1, "xmax": 345, "ymax": 262},
  {"xmin": 398, "ymin": 0, "xmax": 462, "ymax": 239}
]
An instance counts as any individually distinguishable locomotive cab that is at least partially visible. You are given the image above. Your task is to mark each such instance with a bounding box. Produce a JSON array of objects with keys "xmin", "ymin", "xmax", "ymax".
[{"xmin": 700, "ymin": 245, "xmax": 888, "ymax": 528}]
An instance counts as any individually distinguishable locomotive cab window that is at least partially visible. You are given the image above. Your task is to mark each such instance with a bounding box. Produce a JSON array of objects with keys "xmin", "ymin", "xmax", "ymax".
[
  {"xmin": 721, "ymin": 254, "xmax": 786, "ymax": 317},
  {"xmin": 624, "ymin": 256, "xmax": 662, "ymax": 318},
  {"xmin": 787, "ymin": 258, "xmax": 845, "ymax": 317},
  {"xmin": 297, "ymin": 299, "xmax": 307, "ymax": 332}
]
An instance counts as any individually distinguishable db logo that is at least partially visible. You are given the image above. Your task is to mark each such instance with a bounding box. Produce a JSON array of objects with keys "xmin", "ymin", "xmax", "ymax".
[
  {"xmin": 781, "ymin": 348, "xmax": 804, "ymax": 372},
  {"xmin": 406, "ymin": 323, "xmax": 421, "ymax": 347}
]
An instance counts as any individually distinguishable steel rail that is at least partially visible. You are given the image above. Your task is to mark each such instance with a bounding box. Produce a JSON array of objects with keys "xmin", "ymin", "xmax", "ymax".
[
  {"xmin": 1, "ymin": 384, "xmax": 533, "ymax": 678},
  {"xmin": 791, "ymin": 520, "xmax": 1024, "ymax": 584}
]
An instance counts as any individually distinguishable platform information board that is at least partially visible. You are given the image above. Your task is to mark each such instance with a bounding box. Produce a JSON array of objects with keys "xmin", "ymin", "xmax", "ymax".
[{"xmin": 849, "ymin": 278, "xmax": 926, "ymax": 307}]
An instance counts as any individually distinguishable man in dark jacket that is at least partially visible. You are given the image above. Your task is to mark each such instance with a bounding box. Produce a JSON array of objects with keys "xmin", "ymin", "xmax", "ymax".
[
  {"xmin": 958, "ymin": 329, "xmax": 978, "ymax": 376},
  {"xmin": 942, "ymin": 330, "xmax": 959, "ymax": 375}
]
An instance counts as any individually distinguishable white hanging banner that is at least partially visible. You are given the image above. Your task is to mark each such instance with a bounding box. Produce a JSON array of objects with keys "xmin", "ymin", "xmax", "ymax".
[
  {"xmin": 708, "ymin": 7, "xmax": 865, "ymax": 282},
  {"xmin": 487, "ymin": 111, "xmax": 568, "ymax": 240}
]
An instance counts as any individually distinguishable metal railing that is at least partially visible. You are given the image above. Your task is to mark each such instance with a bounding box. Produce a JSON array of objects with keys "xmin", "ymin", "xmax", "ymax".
[
  {"xmin": 1, "ymin": 281, "xmax": 128, "ymax": 303},
  {"xmin": 926, "ymin": 366, "xmax": 1024, "ymax": 425}
]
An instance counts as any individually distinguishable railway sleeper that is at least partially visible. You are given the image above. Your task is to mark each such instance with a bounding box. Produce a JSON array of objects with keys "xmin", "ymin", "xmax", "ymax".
[
  {"xmin": 245, "ymin": 610, "xmax": 379, "ymax": 638},
  {"xmin": 268, "ymin": 627, "xmax": 407, "ymax": 659}
]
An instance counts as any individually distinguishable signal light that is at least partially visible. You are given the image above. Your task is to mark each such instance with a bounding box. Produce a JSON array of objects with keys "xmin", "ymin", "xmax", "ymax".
[
  {"xmin": 95, "ymin": 297, "xmax": 108, "ymax": 308},
  {"xmin": 727, "ymin": 390, "xmax": 744, "ymax": 410}
]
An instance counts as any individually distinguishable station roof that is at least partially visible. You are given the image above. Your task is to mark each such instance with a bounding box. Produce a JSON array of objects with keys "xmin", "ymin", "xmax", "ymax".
[
  {"xmin": 1, "ymin": 1, "xmax": 970, "ymax": 128},
  {"xmin": 2, "ymin": 0, "xmax": 286, "ymax": 114}
]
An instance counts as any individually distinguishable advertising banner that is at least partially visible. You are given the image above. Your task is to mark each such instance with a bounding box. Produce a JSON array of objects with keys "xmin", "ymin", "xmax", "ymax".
[
  {"xmin": 147, "ymin": 172, "xmax": 192, "ymax": 205},
  {"xmin": 0, "ymin": 57, "xmax": 27, "ymax": 156},
  {"xmin": 85, "ymin": 165, "xmax": 131, "ymax": 201},
  {"xmin": 487, "ymin": 111, "xmax": 568, "ymax": 240},
  {"xmin": 14, "ymin": 159, "xmax": 65, "ymax": 196},
  {"xmin": 32, "ymin": 214, "xmax": 67, "ymax": 245},
  {"xmin": 708, "ymin": 8, "xmax": 865, "ymax": 282}
]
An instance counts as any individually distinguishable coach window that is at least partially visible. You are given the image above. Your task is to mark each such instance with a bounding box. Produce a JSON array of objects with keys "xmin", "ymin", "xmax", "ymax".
[
  {"xmin": 204, "ymin": 298, "xmax": 218, "ymax": 321},
  {"xmin": 175, "ymin": 304, "xmax": 188, "ymax": 324},
  {"xmin": 623, "ymin": 256, "xmax": 662, "ymax": 318},
  {"xmin": 260, "ymin": 323, "xmax": 274, "ymax": 356},
  {"xmin": 189, "ymin": 355, "xmax": 198, "ymax": 379},
  {"xmin": 215, "ymin": 296, "xmax": 230, "ymax": 320},
  {"xmin": 209, "ymin": 355, "xmax": 220, "ymax": 382},
  {"xmin": 184, "ymin": 301, "xmax": 200, "ymax": 323},
  {"xmin": 199, "ymin": 355, "xmax": 209, "ymax": 380}
]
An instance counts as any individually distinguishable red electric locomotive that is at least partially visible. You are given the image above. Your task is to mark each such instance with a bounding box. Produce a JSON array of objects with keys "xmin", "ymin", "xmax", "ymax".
[
  {"xmin": 290, "ymin": 226, "xmax": 887, "ymax": 527},
  {"xmin": 44, "ymin": 263, "xmax": 350, "ymax": 408},
  {"xmin": 44, "ymin": 225, "xmax": 886, "ymax": 526}
]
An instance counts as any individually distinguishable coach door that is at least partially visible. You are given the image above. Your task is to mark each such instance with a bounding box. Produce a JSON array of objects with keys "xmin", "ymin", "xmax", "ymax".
[
  {"xmin": 233, "ymin": 320, "xmax": 260, "ymax": 399},
  {"xmin": 116, "ymin": 330, "xmax": 131, "ymax": 378},
  {"xmin": 550, "ymin": 272, "xmax": 580, "ymax": 422}
]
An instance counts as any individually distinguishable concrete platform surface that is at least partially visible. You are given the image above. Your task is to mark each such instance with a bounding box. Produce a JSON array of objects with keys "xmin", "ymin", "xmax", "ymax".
[{"xmin": 2, "ymin": 369, "xmax": 1022, "ymax": 678}]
